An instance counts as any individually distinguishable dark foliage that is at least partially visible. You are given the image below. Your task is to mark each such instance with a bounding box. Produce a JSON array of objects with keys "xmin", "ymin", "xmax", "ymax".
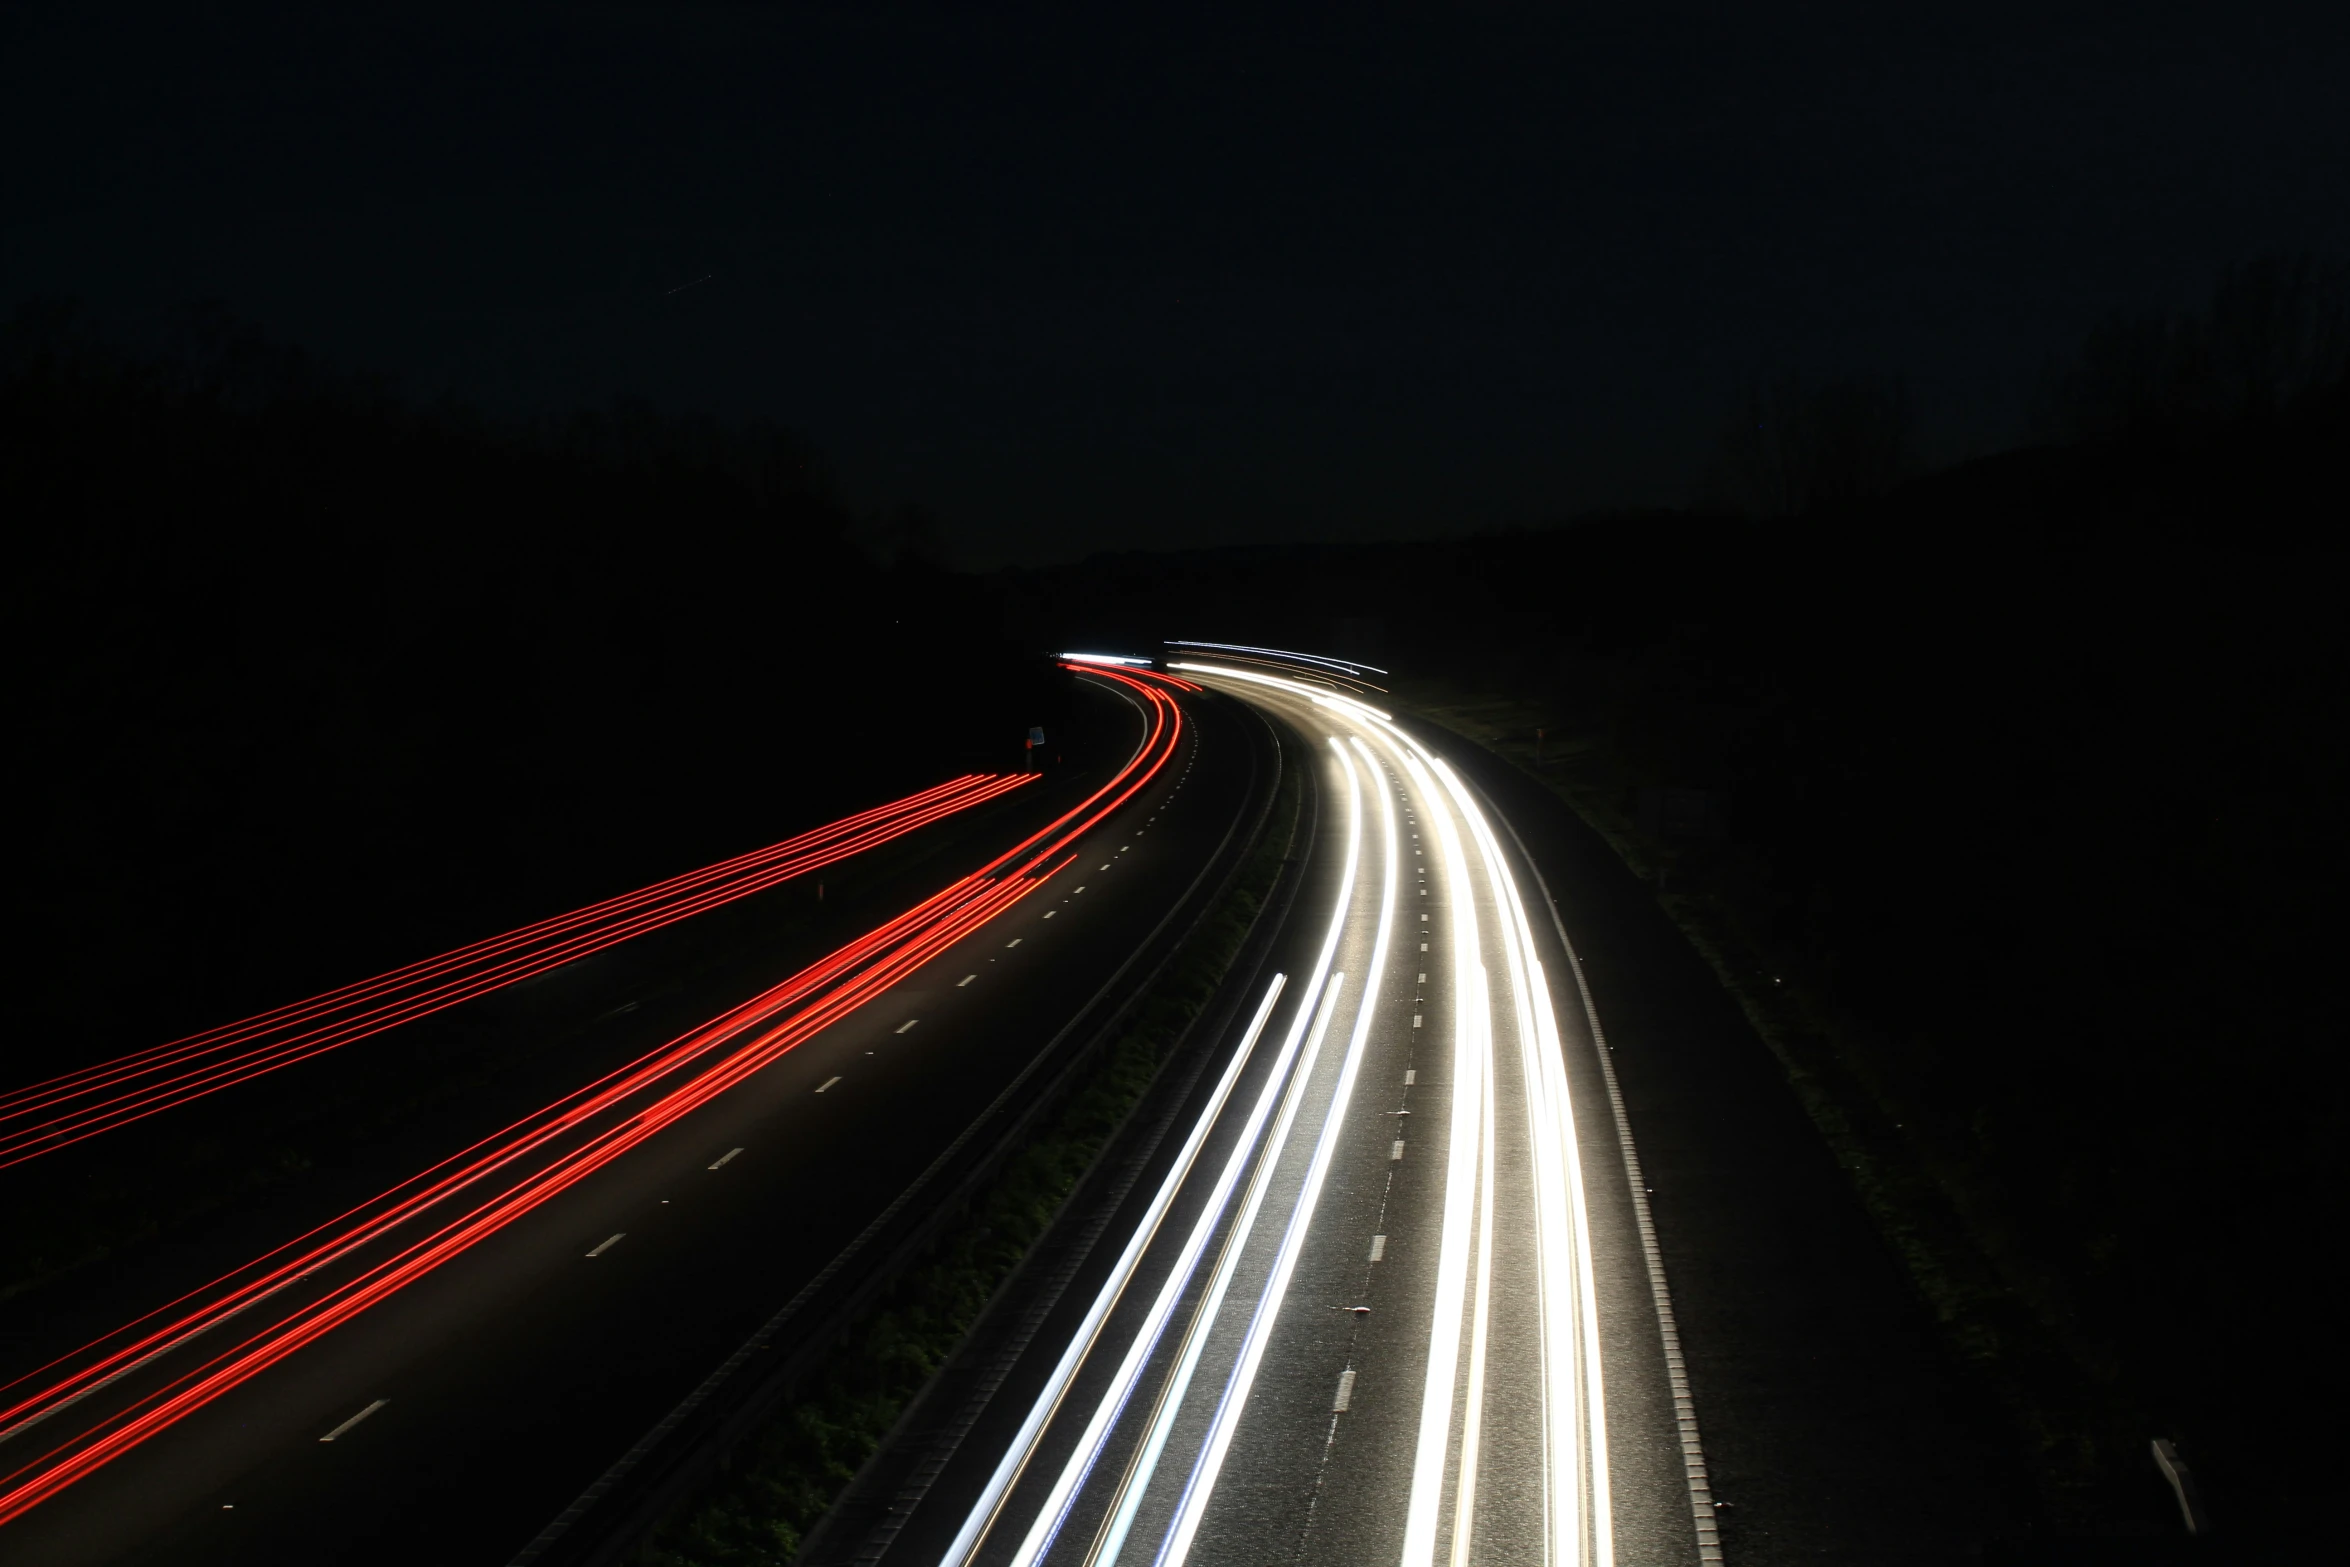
[
  {"xmin": 1, "ymin": 303, "xmax": 1058, "ymax": 1084},
  {"xmin": 1019, "ymin": 362, "xmax": 2346, "ymax": 1552}
]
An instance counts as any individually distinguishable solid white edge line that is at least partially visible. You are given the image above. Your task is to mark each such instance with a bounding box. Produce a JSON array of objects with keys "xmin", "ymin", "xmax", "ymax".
[{"xmin": 1493, "ymin": 806, "xmax": 1721, "ymax": 1565}]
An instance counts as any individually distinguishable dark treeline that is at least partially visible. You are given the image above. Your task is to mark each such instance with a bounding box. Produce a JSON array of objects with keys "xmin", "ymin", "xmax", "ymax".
[
  {"xmin": 1017, "ymin": 289, "xmax": 2345, "ymax": 1553},
  {"xmin": 3, "ymin": 304, "xmax": 1060, "ymax": 1080}
]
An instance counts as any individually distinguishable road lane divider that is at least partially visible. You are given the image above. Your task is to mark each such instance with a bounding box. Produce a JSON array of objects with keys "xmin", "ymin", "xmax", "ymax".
[{"xmin": 317, "ymin": 1399, "xmax": 388, "ymax": 1443}]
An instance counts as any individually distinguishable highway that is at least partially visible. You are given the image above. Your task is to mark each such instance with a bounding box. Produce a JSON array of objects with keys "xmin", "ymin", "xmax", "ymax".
[
  {"xmin": 2, "ymin": 650, "xmax": 1715, "ymax": 1567},
  {"xmin": 867, "ymin": 659, "xmax": 1707, "ymax": 1567},
  {"xmin": 0, "ymin": 664, "xmax": 1273, "ymax": 1567}
]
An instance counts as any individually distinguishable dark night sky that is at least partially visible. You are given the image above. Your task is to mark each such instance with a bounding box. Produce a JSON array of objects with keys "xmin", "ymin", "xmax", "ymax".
[{"xmin": 6, "ymin": 1, "xmax": 2344, "ymax": 565}]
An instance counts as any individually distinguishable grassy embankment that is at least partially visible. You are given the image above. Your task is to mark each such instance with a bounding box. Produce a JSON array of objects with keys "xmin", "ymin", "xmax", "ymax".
[
  {"xmin": 1014, "ymin": 370, "xmax": 2343, "ymax": 1555},
  {"xmin": 632, "ymin": 725, "xmax": 1301, "ymax": 1567},
  {"xmin": 1383, "ymin": 419, "xmax": 2344, "ymax": 1549}
]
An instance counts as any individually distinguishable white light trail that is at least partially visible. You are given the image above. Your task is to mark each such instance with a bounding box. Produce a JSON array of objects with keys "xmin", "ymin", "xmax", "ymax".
[
  {"xmin": 1439, "ymin": 756, "xmax": 1614, "ymax": 1567},
  {"xmin": 1397, "ymin": 749, "xmax": 1487, "ymax": 1567},
  {"xmin": 1011, "ymin": 977, "xmax": 1344, "ymax": 1567},
  {"xmin": 940, "ymin": 974, "xmax": 1289, "ymax": 1567},
  {"xmin": 1176, "ymin": 660, "xmax": 1617, "ymax": 1567},
  {"xmin": 953, "ymin": 726, "xmax": 1368, "ymax": 1567},
  {"xmin": 1111, "ymin": 973, "xmax": 1347, "ymax": 1567},
  {"xmin": 1163, "ymin": 641, "xmax": 1388, "ymax": 676},
  {"xmin": 1151, "ymin": 737, "xmax": 1400, "ymax": 1567}
]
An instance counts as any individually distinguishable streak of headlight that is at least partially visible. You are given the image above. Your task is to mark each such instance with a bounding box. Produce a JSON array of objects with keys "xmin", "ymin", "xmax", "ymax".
[
  {"xmin": 1150, "ymin": 736, "xmax": 1398, "ymax": 1567},
  {"xmin": 1076, "ymin": 974, "xmax": 1329, "ymax": 1567},
  {"xmin": 954, "ymin": 732, "xmax": 1366, "ymax": 1567},
  {"xmin": 1105, "ymin": 972, "xmax": 1345, "ymax": 1567},
  {"xmin": 1435, "ymin": 759, "xmax": 1612, "ymax": 1567},
  {"xmin": 1060, "ymin": 652, "xmax": 1156, "ymax": 666},
  {"xmin": 1451, "ymin": 951, "xmax": 1498, "ymax": 1567},
  {"xmin": 940, "ymin": 977, "xmax": 1287, "ymax": 1567},
  {"xmin": 1008, "ymin": 977, "xmax": 1340, "ymax": 1567},
  {"xmin": 1037, "ymin": 744, "xmax": 1361, "ymax": 1567},
  {"xmin": 1164, "ymin": 640, "xmax": 1389, "ymax": 676},
  {"xmin": 1395, "ymin": 749, "xmax": 1487, "ymax": 1567},
  {"xmin": 1166, "ymin": 662, "xmax": 1392, "ymax": 720},
  {"xmin": 1182, "ymin": 661, "xmax": 1615, "ymax": 1567}
]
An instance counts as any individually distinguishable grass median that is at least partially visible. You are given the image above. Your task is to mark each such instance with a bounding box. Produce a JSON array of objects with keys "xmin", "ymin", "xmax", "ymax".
[{"xmin": 632, "ymin": 731, "xmax": 1302, "ymax": 1567}]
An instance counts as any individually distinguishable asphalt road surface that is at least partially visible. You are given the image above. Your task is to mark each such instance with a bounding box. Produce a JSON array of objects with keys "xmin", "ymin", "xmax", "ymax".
[
  {"xmin": 0, "ymin": 668, "xmax": 1269, "ymax": 1567},
  {"xmin": 882, "ymin": 663, "xmax": 1700, "ymax": 1567}
]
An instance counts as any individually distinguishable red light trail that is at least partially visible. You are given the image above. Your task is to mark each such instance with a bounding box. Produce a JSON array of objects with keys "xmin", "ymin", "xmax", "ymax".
[
  {"xmin": 0, "ymin": 773, "xmax": 1035, "ymax": 1169},
  {"xmin": 0, "ymin": 665, "xmax": 1183, "ymax": 1530}
]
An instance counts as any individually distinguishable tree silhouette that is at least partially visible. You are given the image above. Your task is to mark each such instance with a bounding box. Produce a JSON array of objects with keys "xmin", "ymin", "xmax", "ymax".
[{"xmin": 1703, "ymin": 372, "xmax": 1914, "ymax": 517}]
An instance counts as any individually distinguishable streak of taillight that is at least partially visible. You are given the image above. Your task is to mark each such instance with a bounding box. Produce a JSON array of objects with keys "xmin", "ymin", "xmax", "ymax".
[
  {"xmin": 0, "ymin": 671, "xmax": 1186, "ymax": 1520},
  {"xmin": 0, "ymin": 774, "xmax": 999, "ymax": 1115},
  {"xmin": 0, "ymin": 776, "xmax": 1035, "ymax": 1166}
]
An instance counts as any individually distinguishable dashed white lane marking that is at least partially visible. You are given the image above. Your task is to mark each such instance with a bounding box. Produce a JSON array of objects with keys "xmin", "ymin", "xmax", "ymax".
[
  {"xmin": 708, "ymin": 1147, "xmax": 744, "ymax": 1170},
  {"xmin": 1007, "ymin": 938, "xmax": 1024, "ymax": 948},
  {"xmin": 586, "ymin": 1234, "xmax": 625, "ymax": 1258},
  {"xmin": 1390, "ymin": 1140, "xmax": 1406, "ymax": 1161},
  {"xmin": 1099, "ymin": 863, "xmax": 1112, "ymax": 870},
  {"xmin": 1043, "ymin": 911, "xmax": 1057, "ymax": 919},
  {"xmin": 896, "ymin": 1019, "xmax": 920, "ymax": 1034},
  {"xmin": 1369, "ymin": 1235, "xmax": 1388, "ymax": 1262},
  {"xmin": 1333, "ymin": 1369, "xmax": 1357, "ymax": 1413},
  {"xmin": 1075, "ymin": 886, "xmax": 1087, "ymax": 894},
  {"xmin": 957, "ymin": 975, "xmax": 976, "ymax": 987},
  {"xmin": 318, "ymin": 1399, "xmax": 388, "ymax": 1442},
  {"xmin": 1412, "ymin": 1015, "xmax": 1422, "ymax": 1029},
  {"xmin": 1405, "ymin": 1069, "xmax": 1416, "ymax": 1085},
  {"xmin": 815, "ymin": 1076, "xmax": 841, "ymax": 1093}
]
